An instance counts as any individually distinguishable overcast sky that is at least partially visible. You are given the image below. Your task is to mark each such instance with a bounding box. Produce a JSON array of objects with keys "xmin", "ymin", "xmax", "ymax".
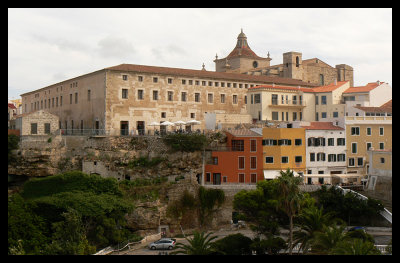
[{"xmin": 8, "ymin": 8, "xmax": 392, "ymax": 99}]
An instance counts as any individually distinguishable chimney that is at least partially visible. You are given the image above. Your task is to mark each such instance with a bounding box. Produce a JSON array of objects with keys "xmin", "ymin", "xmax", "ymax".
[{"xmin": 377, "ymin": 80, "xmax": 380, "ymax": 85}]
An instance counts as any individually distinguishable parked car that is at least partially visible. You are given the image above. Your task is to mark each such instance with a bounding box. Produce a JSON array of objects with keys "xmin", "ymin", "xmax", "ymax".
[
  {"xmin": 348, "ymin": 226, "xmax": 366, "ymax": 232},
  {"xmin": 149, "ymin": 238, "xmax": 176, "ymax": 250}
]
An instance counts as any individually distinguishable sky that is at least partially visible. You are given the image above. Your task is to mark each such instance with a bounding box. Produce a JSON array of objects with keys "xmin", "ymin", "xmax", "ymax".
[{"xmin": 8, "ymin": 8, "xmax": 392, "ymax": 99}]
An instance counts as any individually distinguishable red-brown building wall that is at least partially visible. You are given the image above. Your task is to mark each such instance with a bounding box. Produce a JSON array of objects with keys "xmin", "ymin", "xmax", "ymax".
[{"xmin": 205, "ymin": 132, "xmax": 263, "ymax": 184}]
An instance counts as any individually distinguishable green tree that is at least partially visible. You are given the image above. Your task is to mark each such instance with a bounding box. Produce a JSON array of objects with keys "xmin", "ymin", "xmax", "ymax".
[
  {"xmin": 311, "ymin": 224, "xmax": 348, "ymax": 254},
  {"xmin": 275, "ymin": 168, "xmax": 304, "ymax": 255},
  {"xmin": 170, "ymin": 231, "xmax": 218, "ymax": 255},
  {"xmin": 44, "ymin": 208, "xmax": 96, "ymax": 255},
  {"xmin": 250, "ymin": 236, "xmax": 287, "ymax": 255},
  {"xmin": 293, "ymin": 206, "xmax": 336, "ymax": 254},
  {"xmin": 8, "ymin": 134, "xmax": 19, "ymax": 163},
  {"xmin": 331, "ymin": 238, "xmax": 381, "ymax": 255},
  {"xmin": 211, "ymin": 233, "xmax": 252, "ymax": 255},
  {"xmin": 163, "ymin": 133, "xmax": 208, "ymax": 152}
]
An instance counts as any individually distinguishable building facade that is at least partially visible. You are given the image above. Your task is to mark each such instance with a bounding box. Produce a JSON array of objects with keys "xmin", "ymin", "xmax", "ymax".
[
  {"xmin": 345, "ymin": 116, "xmax": 392, "ymax": 175},
  {"xmin": 204, "ymin": 129, "xmax": 263, "ymax": 184}
]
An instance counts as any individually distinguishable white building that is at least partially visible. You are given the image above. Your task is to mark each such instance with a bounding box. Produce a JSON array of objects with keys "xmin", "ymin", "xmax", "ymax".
[
  {"xmin": 301, "ymin": 121, "xmax": 347, "ymax": 179},
  {"xmin": 343, "ymin": 81, "xmax": 392, "ymax": 116}
]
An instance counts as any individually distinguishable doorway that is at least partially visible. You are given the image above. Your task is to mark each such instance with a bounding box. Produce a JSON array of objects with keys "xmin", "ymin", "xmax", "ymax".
[
  {"xmin": 137, "ymin": 121, "xmax": 145, "ymax": 135},
  {"xmin": 213, "ymin": 173, "xmax": 221, "ymax": 185},
  {"xmin": 120, "ymin": 121, "xmax": 129, "ymax": 136}
]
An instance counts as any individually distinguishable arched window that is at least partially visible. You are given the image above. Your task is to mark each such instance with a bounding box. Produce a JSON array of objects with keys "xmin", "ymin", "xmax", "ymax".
[
  {"xmin": 319, "ymin": 74, "xmax": 324, "ymax": 85},
  {"xmin": 296, "ymin": 56, "xmax": 300, "ymax": 67}
]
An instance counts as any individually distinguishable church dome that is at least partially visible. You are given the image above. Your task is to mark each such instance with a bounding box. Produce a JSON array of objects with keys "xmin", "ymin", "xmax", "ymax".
[{"xmin": 226, "ymin": 29, "xmax": 262, "ymax": 59}]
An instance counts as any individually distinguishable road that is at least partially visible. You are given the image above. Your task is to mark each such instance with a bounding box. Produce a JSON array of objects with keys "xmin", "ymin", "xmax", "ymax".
[{"xmin": 115, "ymin": 226, "xmax": 391, "ymax": 255}]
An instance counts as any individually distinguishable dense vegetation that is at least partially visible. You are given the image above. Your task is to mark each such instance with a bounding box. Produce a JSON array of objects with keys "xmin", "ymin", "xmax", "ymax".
[
  {"xmin": 8, "ymin": 134, "xmax": 19, "ymax": 163},
  {"xmin": 231, "ymin": 169, "xmax": 385, "ymax": 255},
  {"xmin": 8, "ymin": 171, "xmax": 142, "ymax": 255},
  {"xmin": 163, "ymin": 133, "xmax": 208, "ymax": 152}
]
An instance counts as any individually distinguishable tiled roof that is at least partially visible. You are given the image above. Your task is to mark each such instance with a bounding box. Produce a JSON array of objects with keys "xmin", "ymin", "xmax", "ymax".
[
  {"xmin": 301, "ymin": 122, "xmax": 344, "ymax": 130},
  {"xmin": 227, "ymin": 129, "xmax": 262, "ymax": 137},
  {"xmin": 248, "ymin": 84, "xmax": 315, "ymax": 92},
  {"xmin": 226, "ymin": 46, "xmax": 263, "ymax": 60},
  {"xmin": 343, "ymin": 82, "xmax": 381, "ymax": 93},
  {"xmin": 310, "ymin": 81, "xmax": 349, "ymax": 93},
  {"xmin": 106, "ymin": 64, "xmax": 318, "ymax": 87},
  {"xmin": 354, "ymin": 99, "xmax": 392, "ymax": 113},
  {"xmin": 8, "ymin": 103, "xmax": 16, "ymax": 109}
]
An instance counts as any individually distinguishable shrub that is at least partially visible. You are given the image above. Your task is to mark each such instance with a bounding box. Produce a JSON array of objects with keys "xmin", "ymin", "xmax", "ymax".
[{"xmin": 163, "ymin": 133, "xmax": 208, "ymax": 152}]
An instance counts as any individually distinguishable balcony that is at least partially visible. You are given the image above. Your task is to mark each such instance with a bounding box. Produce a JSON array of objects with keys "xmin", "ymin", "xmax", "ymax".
[{"xmin": 269, "ymin": 99, "xmax": 306, "ymax": 108}]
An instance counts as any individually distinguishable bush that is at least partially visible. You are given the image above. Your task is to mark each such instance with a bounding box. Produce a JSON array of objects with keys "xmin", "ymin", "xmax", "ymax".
[
  {"xmin": 211, "ymin": 233, "xmax": 253, "ymax": 255},
  {"xmin": 163, "ymin": 133, "xmax": 208, "ymax": 152}
]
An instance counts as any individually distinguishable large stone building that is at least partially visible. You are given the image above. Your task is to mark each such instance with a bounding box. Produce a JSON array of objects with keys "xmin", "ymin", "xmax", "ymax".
[
  {"xmin": 215, "ymin": 29, "xmax": 354, "ymax": 86},
  {"xmin": 20, "ymin": 63, "xmax": 316, "ymax": 136}
]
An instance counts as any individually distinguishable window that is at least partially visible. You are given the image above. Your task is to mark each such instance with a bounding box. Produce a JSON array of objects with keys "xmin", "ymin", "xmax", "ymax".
[
  {"xmin": 319, "ymin": 74, "xmax": 324, "ymax": 85},
  {"xmin": 250, "ymin": 140, "xmax": 257, "ymax": 152},
  {"xmin": 317, "ymin": 153, "xmax": 325, "ymax": 161},
  {"xmin": 202, "ymin": 81, "xmax": 206, "ymax": 86},
  {"xmin": 293, "ymin": 112, "xmax": 297, "ymax": 121},
  {"xmin": 321, "ymin": 112, "xmax": 327, "ymax": 118},
  {"xmin": 88, "ymin": 90, "xmax": 91, "ymax": 101},
  {"xmin": 214, "ymin": 82, "xmax": 219, "ymax": 87},
  {"xmin": 337, "ymin": 138, "xmax": 345, "ymax": 146},
  {"xmin": 153, "ymin": 90, "xmax": 159, "ymax": 100},
  {"xmin": 296, "ymin": 56, "xmax": 299, "ymax": 67},
  {"xmin": 366, "ymin": 142, "xmax": 372, "ymax": 151},
  {"xmin": 333, "ymin": 112, "xmax": 338, "ymax": 118},
  {"xmin": 328, "ymin": 154, "xmax": 336, "ymax": 162},
  {"xmin": 75, "ymin": 93, "xmax": 78, "ymax": 104},
  {"xmin": 233, "ymin": 83, "xmax": 237, "ymax": 88},
  {"xmin": 295, "ymin": 139, "xmax": 302, "ymax": 146},
  {"xmin": 208, "ymin": 93, "xmax": 213, "ymax": 103},
  {"xmin": 206, "ymin": 173, "xmax": 211, "ymax": 182},
  {"xmin": 251, "ymin": 174, "xmax": 257, "ymax": 183},
  {"xmin": 137, "ymin": 90, "xmax": 144, "ymax": 100},
  {"xmin": 122, "ymin": 75, "xmax": 128, "ymax": 80},
  {"xmin": 379, "ymin": 127, "xmax": 384, "ymax": 136},
  {"xmin": 233, "ymin": 95, "xmax": 238, "ymax": 104},
  {"xmin": 238, "ymin": 157, "xmax": 245, "ymax": 169},
  {"xmin": 232, "ymin": 140, "xmax": 244, "ymax": 151},
  {"xmin": 31, "ymin": 123, "xmax": 38, "ymax": 134},
  {"xmin": 348, "ymin": 158, "xmax": 355, "ymax": 167},
  {"xmin": 351, "ymin": 127, "xmax": 360, "ymax": 135},
  {"xmin": 195, "ymin": 80, "xmax": 200, "ymax": 85},
  {"xmin": 168, "ymin": 91, "xmax": 173, "ymax": 101},
  {"xmin": 278, "ymin": 139, "xmax": 291, "ymax": 146},
  {"xmin": 262, "ymin": 139, "xmax": 277, "ymax": 146},
  {"xmin": 272, "ymin": 112, "xmax": 279, "ymax": 120},
  {"xmin": 379, "ymin": 142, "xmax": 384, "ymax": 150},
  {"xmin": 351, "ymin": 142, "xmax": 357, "ymax": 154},
  {"xmin": 220, "ymin": 94, "xmax": 225, "ymax": 103},
  {"xmin": 190, "ymin": 113, "xmax": 195, "ymax": 119},
  {"xmin": 168, "ymin": 78, "xmax": 173, "ymax": 84},
  {"xmin": 212, "ymin": 157, "xmax": 218, "ymax": 165},
  {"xmin": 239, "ymin": 174, "xmax": 245, "ymax": 183},
  {"xmin": 195, "ymin": 93, "xmax": 200, "ymax": 102},
  {"xmin": 250, "ymin": 156, "xmax": 257, "ymax": 169},
  {"xmin": 138, "ymin": 76, "xmax": 143, "ymax": 82},
  {"xmin": 60, "ymin": 96, "xmax": 62, "ymax": 106},
  {"xmin": 161, "ymin": 112, "xmax": 166, "ymax": 118},
  {"xmin": 254, "ymin": 94, "xmax": 261, "ymax": 104},
  {"xmin": 181, "ymin": 92, "xmax": 187, "ymax": 102},
  {"xmin": 292, "ymin": 95, "xmax": 297, "ymax": 105},
  {"xmin": 153, "ymin": 77, "xmax": 158, "ymax": 83},
  {"xmin": 281, "ymin": 156, "xmax": 289, "ymax": 163},
  {"xmin": 380, "ymin": 157, "xmax": 385, "ymax": 164},
  {"xmin": 321, "ymin": 96, "xmax": 327, "ymax": 105},
  {"xmin": 221, "ymin": 82, "xmax": 224, "ymax": 87},
  {"xmin": 310, "ymin": 153, "xmax": 315, "ymax": 162},
  {"xmin": 265, "ymin": 156, "xmax": 274, "ymax": 163},
  {"xmin": 337, "ymin": 154, "xmax": 346, "ymax": 162},
  {"xmin": 295, "ymin": 156, "xmax": 302, "ymax": 163},
  {"xmin": 122, "ymin": 89, "xmax": 128, "ymax": 99},
  {"xmin": 357, "ymin": 157, "xmax": 363, "ymax": 166},
  {"xmin": 271, "ymin": 94, "xmax": 278, "ymax": 105},
  {"xmin": 244, "ymin": 95, "xmax": 247, "ymax": 104},
  {"xmin": 366, "ymin": 127, "xmax": 372, "ymax": 136}
]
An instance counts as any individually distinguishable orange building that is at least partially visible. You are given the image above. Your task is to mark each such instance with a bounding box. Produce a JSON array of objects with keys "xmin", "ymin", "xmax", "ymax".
[
  {"xmin": 262, "ymin": 127, "xmax": 306, "ymax": 179},
  {"xmin": 205, "ymin": 129, "xmax": 263, "ymax": 185}
]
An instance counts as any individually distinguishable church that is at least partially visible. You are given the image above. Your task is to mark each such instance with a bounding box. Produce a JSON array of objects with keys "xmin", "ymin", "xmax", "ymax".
[{"xmin": 214, "ymin": 29, "xmax": 354, "ymax": 87}]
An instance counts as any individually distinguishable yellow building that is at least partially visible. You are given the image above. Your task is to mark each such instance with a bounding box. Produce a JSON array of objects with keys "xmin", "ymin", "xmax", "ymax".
[
  {"xmin": 262, "ymin": 127, "xmax": 306, "ymax": 179},
  {"xmin": 345, "ymin": 116, "xmax": 392, "ymax": 175}
]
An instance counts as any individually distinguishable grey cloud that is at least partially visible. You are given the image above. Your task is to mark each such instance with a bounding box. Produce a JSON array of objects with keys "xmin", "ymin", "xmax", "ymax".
[{"xmin": 97, "ymin": 36, "xmax": 136, "ymax": 59}]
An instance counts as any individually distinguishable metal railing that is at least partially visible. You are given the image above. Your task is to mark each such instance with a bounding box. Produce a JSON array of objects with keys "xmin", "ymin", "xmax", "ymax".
[
  {"xmin": 270, "ymin": 99, "xmax": 306, "ymax": 107},
  {"xmin": 59, "ymin": 128, "xmax": 205, "ymax": 137}
]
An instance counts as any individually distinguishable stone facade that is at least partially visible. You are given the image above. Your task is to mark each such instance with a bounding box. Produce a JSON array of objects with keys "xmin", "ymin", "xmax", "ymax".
[{"xmin": 16, "ymin": 110, "xmax": 59, "ymax": 136}]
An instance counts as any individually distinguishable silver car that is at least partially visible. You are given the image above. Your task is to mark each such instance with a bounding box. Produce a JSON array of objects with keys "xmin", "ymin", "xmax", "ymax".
[{"xmin": 149, "ymin": 238, "xmax": 176, "ymax": 250}]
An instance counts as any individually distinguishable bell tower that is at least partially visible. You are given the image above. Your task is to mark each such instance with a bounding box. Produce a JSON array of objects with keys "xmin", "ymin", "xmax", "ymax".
[{"xmin": 283, "ymin": 51, "xmax": 303, "ymax": 80}]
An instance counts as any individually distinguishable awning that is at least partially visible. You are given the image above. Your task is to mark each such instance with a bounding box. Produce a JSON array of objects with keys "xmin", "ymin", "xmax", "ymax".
[{"xmin": 263, "ymin": 170, "xmax": 300, "ymax": 180}]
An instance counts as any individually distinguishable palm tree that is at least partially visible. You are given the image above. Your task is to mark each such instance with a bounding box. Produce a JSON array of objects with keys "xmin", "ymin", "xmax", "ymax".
[
  {"xmin": 276, "ymin": 168, "xmax": 303, "ymax": 255},
  {"xmin": 170, "ymin": 231, "xmax": 218, "ymax": 255},
  {"xmin": 293, "ymin": 206, "xmax": 335, "ymax": 254},
  {"xmin": 311, "ymin": 224, "xmax": 348, "ymax": 254},
  {"xmin": 331, "ymin": 238, "xmax": 381, "ymax": 255}
]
